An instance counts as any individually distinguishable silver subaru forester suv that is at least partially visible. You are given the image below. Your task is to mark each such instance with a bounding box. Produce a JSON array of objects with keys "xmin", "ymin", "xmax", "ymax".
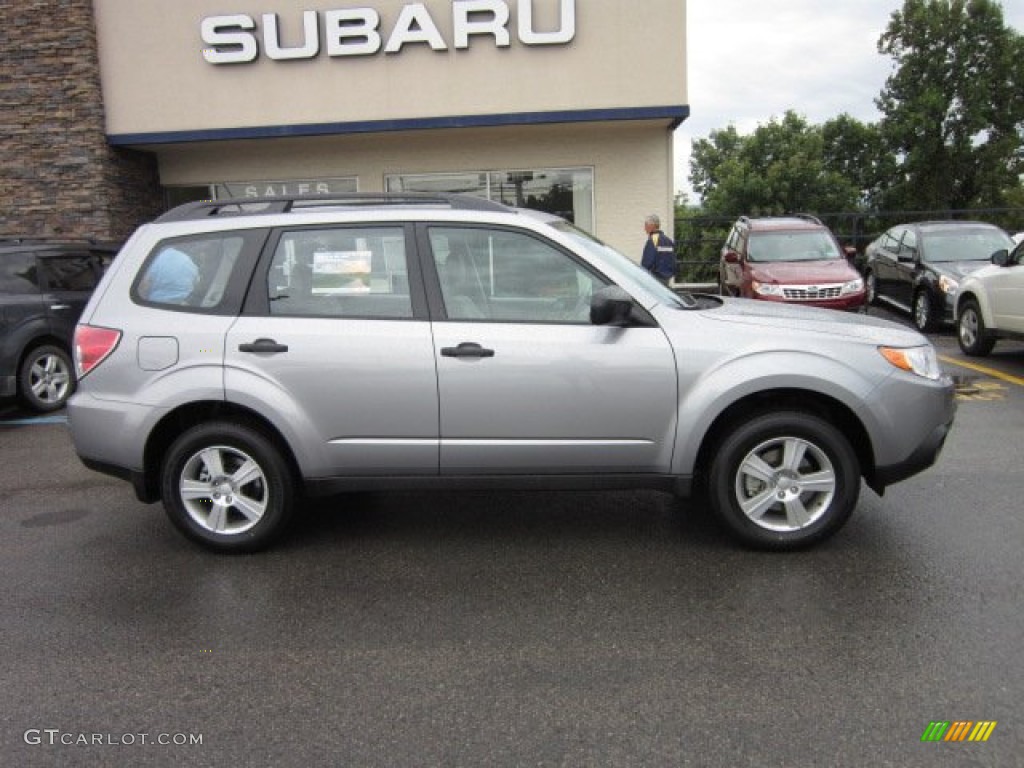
[{"xmin": 68, "ymin": 195, "xmax": 955, "ymax": 552}]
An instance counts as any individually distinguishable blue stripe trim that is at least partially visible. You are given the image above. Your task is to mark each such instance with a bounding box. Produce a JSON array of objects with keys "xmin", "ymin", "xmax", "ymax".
[
  {"xmin": 0, "ymin": 414, "xmax": 68, "ymax": 426},
  {"xmin": 108, "ymin": 105, "xmax": 690, "ymax": 145}
]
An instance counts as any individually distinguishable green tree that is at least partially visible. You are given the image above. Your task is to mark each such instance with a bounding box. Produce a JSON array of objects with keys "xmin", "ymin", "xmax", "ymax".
[
  {"xmin": 821, "ymin": 114, "xmax": 895, "ymax": 210},
  {"xmin": 688, "ymin": 112, "xmax": 861, "ymax": 216},
  {"xmin": 876, "ymin": 0, "xmax": 1024, "ymax": 210}
]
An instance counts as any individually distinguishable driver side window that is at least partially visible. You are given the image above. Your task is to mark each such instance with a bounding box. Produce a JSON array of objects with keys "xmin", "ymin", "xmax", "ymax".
[{"xmin": 429, "ymin": 227, "xmax": 607, "ymax": 324}]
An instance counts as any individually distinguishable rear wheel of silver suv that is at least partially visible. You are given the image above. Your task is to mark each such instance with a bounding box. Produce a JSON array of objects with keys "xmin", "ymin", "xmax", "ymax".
[
  {"xmin": 708, "ymin": 412, "xmax": 860, "ymax": 550},
  {"xmin": 161, "ymin": 422, "xmax": 295, "ymax": 553}
]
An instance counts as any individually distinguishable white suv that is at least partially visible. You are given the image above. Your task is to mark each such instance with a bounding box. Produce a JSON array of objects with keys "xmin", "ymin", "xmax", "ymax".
[
  {"xmin": 68, "ymin": 194, "xmax": 955, "ymax": 553},
  {"xmin": 955, "ymin": 241, "xmax": 1024, "ymax": 356}
]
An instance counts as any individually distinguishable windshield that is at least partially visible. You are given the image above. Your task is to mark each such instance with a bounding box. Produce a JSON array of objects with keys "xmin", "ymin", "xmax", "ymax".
[
  {"xmin": 921, "ymin": 229, "xmax": 1014, "ymax": 263},
  {"xmin": 549, "ymin": 220, "xmax": 693, "ymax": 308},
  {"xmin": 748, "ymin": 231, "xmax": 842, "ymax": 262}
]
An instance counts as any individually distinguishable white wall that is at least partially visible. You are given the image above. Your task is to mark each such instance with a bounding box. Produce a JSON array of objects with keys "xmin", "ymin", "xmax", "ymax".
[{"xmin": 93, "ymin": 0, "xmax": 687, "ymax": 136}]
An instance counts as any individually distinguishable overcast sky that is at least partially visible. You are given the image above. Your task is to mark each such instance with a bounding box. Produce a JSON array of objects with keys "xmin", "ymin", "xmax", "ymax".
[{"xmin": 674, "ymin": 0, "xmax": 1024, "ymax": 197}]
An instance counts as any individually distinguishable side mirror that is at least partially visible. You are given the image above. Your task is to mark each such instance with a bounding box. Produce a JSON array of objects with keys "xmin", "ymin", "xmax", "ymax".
[
  {"xmin": 590, "ymin": 286, "xmax": 634, "ymax": 326},
  {"xmin": 991, "ymin": 249, "xmax": 1010, "ymax": 267},
  {"xmin": 843, "ymin": 246, "xmax": 857, "ymax": 260},
  {"xmin": 723, "ymin": 251, "xmax": 740, "ymax": 264}
]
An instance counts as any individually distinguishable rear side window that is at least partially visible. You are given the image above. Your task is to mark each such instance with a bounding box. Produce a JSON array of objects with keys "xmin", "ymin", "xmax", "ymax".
[
  {"xmin": 133, "ymin": 231, "xmax": 265, "ymax": 313},
  {"xmin": 267, "ymin": 227, "xmax": 412, "ymax": 319},
  {"xmin": 39, "ymin": 253, "xmax": 103, "ymax": 291},
  {"xmin": 0, "ymin": 252, "xmax": 39, "ymax": 295}
]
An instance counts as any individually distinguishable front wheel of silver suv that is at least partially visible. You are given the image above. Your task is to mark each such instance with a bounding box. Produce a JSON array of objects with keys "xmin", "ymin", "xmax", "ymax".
[
  {"xmin": 161, "ymin": 422, "xmax": 295, "ymax": 553},
  {"xmin": 707, "ymin": 412, "xmax": 860, "ymax": 550}
]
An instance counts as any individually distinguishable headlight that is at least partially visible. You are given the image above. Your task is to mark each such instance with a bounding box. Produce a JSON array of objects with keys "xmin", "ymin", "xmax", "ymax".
[
  {"xmin": 752, "ymin": 281, "xmax": 784, "ymax": 296},
  {"xmin": 840, "ymin": 278, "xmax": 864, "ymax": 296},
  {"xmin": 879, "ymin": 345, "xmax": 942, "ymax": 380},
  {"xmin": 938, "ymin": 275, "xmax": 959, "ymax": 294}
]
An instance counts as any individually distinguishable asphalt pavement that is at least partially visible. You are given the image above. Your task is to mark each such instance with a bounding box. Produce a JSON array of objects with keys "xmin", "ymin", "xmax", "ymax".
[{"xmin": 1, "ymin": 312, "xmax": 1022, "ymax": 767}]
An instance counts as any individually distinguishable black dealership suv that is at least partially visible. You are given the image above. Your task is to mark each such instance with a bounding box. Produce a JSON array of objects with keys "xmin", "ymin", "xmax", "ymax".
[
  {"xmin": 863, "ymin": 221, "xmax": 1015, "ymax": 332},
  {"xmin": 1, "ymin": 238, "xmax": 118, "ymax": 412}
]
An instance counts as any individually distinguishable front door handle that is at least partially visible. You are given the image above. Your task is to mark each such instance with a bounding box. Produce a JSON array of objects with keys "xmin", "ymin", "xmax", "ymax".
[
  {"xmin": 441, "ymin": 342, "xmax": 495, "ymax": 359},
  {"xmin": 238, "ymin": 338, "xmax": 289, "ymax": 353}
]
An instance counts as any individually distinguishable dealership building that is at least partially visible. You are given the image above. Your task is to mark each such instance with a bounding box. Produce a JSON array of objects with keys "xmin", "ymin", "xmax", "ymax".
[{"xmin": 2, "ymin": 0, "xmax": 688, "ymax": 256}]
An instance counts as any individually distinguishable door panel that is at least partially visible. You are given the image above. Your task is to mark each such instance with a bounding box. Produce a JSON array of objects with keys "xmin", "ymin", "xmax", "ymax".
[
  {"xmin": 989, "ymin": 262, "xmax": 1024, "ymax": 332},
  {"xmin": 39, "ymin": 252, "xmax": 105, "ymax": 342},
  {"xmin": 225, "ymin": 317, "xmax": 439, "ymax": 475},
  {"xmin": 434, "ymin": 322, "xmax": 677, "ymax": 473},
  {"xmin": 423, "ymin": 224, "xmax": 678, "ymax": 475},
  {"xmin": 225, "ymin": 224, "xmax": 439, "ymax": 477},
  {"xmin": 872, "ymin": 230, "xmax": 902, "ymax": 304}
]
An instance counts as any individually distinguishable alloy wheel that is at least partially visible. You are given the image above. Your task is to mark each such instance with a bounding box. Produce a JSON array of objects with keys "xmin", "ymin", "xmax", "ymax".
[
  {"xmin": 732, "ymin": 436, "xmax": 837, "ymax": 533},
  {"xmin": 179, "ymin": 445, "xmax": 269, "ymax": 536}
]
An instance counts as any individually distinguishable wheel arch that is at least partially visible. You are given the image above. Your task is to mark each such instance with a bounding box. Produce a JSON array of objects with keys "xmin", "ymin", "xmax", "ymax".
[
  {"xmin": 140, "ymin": 401, "xmax": 302, "ymax": 504},
  {"xmin": 692, "ymin": 388, "xmax": 875, "ymax": 493},
  {"xmin": 14, "ymin": 333, "xmax": 70, "ymax": 376},
  {"xmin": 955, "ymin": 286, "xmax": 993, "ymax": 326}
]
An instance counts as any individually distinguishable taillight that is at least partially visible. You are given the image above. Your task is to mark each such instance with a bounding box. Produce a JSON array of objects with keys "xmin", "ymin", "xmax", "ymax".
[{"xmin": 74, "ymin": 325, "xmax": 122, "ymax": 378}]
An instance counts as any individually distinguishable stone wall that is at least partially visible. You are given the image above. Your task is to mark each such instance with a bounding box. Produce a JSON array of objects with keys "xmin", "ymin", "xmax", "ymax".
[{"xmin": 0, "ymin": 1, "xmax": 163, "ymax": 241}]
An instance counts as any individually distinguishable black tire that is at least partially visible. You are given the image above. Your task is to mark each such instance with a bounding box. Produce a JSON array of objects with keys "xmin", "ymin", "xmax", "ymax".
[
  {"xmin": 18, "ymin": 344, "xmax": 75, "ymax": 413},
  {"xmin": 161, "ymin": 422, "xmax": 295, "ymax": 553},
  {"xmin": 864, "ymin": 271, "xmax": 878, "ymax": 306},
  {"xmin": 913, "ymin": 290, "xmax": 934, "ymax": 333},
  {"xmin": 957, "ymin": 298, "xmax": 996, "ymax": 357},
  {"xmin": 707, "ymin": 411, "xmax": 860, "ymax": 550}
]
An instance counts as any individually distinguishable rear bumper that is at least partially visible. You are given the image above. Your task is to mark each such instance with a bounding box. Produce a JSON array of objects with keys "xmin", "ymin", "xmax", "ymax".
[
  {"xmin": 80, "ymin": 456, "xmax": 156, "ymax": 503},
  {"xmin": 67, "ymin": 391, "xmax": 157, "ymax": 499}
]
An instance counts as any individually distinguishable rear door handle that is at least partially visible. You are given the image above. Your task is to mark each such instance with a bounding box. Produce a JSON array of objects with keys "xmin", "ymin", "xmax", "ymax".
[
  {"xmin": 50, "ymin": 304, "xmax": 71, "ymax": 310},
  {"xmin": 441, "ymin": 342, "xmax": 495, "ymax": 359},
  {"xmin": 238, "ymin": 338, "xmax": 289, "ymax": 353}
]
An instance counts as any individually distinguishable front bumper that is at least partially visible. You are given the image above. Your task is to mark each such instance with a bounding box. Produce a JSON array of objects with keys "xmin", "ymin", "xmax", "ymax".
[
  {"xmin": 865, "ymin": 371, "xmax": 957, "ymax": 494},
  {"xmin": 940, "ymin": 292, "xmax": 957, "ymax": 325},
  {"xmin": 871, "ymin": 420, "xmax": 953, "ymax": 492},
  {"xmin": 751, "ymin": 290, "xmax": 867, "ymax": 312}
]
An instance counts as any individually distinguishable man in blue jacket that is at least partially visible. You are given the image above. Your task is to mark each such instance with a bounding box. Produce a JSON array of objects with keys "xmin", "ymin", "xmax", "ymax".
[{"xmin": 641, "ymin": 214, "xmax": 676, "ymax": 286}]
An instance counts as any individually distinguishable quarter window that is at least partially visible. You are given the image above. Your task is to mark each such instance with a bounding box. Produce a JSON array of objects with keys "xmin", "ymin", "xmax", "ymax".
[
  {"xmin": 900, "ymin": 230, "xmax": 918, "ymax": 260},
  {"xmin": 40, "ymin": 254, "xmax": 106, "ymax": 291},
  {"xmin": 268, "ymin": 227, "xmax": 412, "ymax": 319},
  {"xmin": 136, "ymin": 235, "xmax": 247, "ymax": 310}
]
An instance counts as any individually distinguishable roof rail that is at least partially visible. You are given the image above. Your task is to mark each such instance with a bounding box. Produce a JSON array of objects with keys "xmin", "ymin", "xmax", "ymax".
[
  {"xmin": 793, "ymin": 213, "xmax": 823, "ymax": 225},
  {"xmin": 0, "ymin": 236, "xmax": 115, "ymax": 246},
  {"xmin": 154, "ymin": 192, "xmax": 514, "ymax": 223}
]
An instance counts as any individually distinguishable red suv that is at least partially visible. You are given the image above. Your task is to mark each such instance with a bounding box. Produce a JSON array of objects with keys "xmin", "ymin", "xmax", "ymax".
[{"xmin": 719, "ymin": 215, "xmax": 866, "ymax": 311}]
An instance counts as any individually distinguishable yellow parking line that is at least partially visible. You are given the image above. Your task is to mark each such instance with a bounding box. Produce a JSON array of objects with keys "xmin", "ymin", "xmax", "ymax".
[{"xmin": 939, "ymin": 355, "xmax": 1024, "ymax": 387}]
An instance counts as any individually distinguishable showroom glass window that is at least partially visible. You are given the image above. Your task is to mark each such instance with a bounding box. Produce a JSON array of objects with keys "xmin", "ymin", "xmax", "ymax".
[{"xmin": 385, "ymin": 168, "xmax": 594, "ymax": 231}]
